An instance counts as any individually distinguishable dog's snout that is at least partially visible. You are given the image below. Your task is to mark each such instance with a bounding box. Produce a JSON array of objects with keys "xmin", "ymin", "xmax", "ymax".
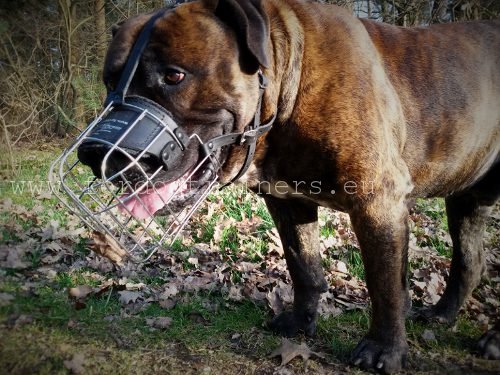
[
  {"xmin": 77, "ymin": 141, "xmax": 142, "ymax": 179},
  {"xmin": 77, "ymin": 142, "xmax": 110, "ymax": 178}
]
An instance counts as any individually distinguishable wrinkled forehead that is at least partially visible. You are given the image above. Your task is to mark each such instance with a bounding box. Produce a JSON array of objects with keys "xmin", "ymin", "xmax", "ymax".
[{"xmin": 103, "ymin": 2, "xmax": 236, "ymax": 82}]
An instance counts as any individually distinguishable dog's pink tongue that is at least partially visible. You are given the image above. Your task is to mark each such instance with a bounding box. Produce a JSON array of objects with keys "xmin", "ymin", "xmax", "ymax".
[{"xmin": 119, "ymin": 176, "xmax": 188, "ymax": 220}]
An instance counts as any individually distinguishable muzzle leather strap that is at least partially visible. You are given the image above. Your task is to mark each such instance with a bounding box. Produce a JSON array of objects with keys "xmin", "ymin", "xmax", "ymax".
[
  {"xmin": 228, "ymin": 72, "xmax": 275, "ymax": 183},
  {"xmin": 105, "ymin": 9, "xmax": 169, "ymax": 105},
  {"xmin": 202, "ymin": 71, "xmax": 276, "ymax": 186}
]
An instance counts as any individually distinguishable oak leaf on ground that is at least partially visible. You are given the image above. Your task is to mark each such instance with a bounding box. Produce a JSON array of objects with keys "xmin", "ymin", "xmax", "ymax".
[{"xmin": 269, "ymin": 338, "xmax": 325, "ymax": 366}]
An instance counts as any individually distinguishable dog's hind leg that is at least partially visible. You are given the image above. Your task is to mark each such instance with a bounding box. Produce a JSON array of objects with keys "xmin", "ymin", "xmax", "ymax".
[
  {"xmin": 422, "ymin": 163, "xmax": 499, "ymax": 325},
  {"xmin": 263, "ymin": 196, "xmax": 328, "ymax": 337}
]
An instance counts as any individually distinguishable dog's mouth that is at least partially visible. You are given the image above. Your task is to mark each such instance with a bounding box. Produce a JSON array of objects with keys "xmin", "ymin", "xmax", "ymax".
[{"xmin": 117, "ymin": 153, "xmax": 219, "ymax": 220}]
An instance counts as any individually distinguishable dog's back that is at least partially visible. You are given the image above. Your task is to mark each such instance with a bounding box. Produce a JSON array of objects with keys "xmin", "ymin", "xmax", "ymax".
[{"xmin": 360, "ymin": 19, "xmax": 500, "ymax": 196}]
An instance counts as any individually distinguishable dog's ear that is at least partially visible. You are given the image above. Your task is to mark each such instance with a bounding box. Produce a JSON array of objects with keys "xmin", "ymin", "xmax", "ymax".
[
  {"xmin": 203, "ymin": 0, "xmax": 269, "ymax": 72},
  {"xmin": 111, "ymin": 21, "xmax": 125, "ymax": 37}
]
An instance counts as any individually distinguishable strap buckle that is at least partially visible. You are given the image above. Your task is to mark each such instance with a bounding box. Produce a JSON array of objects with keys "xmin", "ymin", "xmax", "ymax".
[{"xmin": 240, "ymin": 128, "xmax": 259, "ymax": 145}]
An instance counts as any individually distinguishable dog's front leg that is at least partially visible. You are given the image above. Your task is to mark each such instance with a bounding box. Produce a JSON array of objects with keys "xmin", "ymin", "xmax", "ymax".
[
  {"xmin": 349, "ymin": 200, "xmax": 410, "ymax": 374},
  {"xmin": 264, "ymin": 195, "xmax": 328, "ymax": 337}
]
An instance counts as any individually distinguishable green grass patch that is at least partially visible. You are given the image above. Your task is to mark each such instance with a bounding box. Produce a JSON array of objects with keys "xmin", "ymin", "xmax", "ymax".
[
  {"xmin": 427, "ymin": 235, "xmax": 452, "ymax": 258},
  {"xmin": 219, "ymin": 225, "xmax": 240, "ymax": 261},
  {"xmin": 415, "ymin": 198, "xmax": 448, "ymax": 230},
  {"xmin": 345, "ymin": 245, "xmax": 365, "ymax": 281},
  {"xmin": 317, "ymin": 309, "xmax": 370, "ymax": 359},
  {"xmin": 1, "ymin": 276, "xmax": 496, "ymax": 374},
  {"xmin": 1, "ymin": 148, "xmax": 61, "ymax": 206},
  {"xmin": 320, "ymin": 221, "xmax": 336, "ymax": 238}
]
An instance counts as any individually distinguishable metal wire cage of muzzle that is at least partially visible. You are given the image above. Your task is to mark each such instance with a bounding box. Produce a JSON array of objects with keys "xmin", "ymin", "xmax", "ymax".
[{"xmin": 48, "ymin": 103, "xmax": 220, "ymax": 262}]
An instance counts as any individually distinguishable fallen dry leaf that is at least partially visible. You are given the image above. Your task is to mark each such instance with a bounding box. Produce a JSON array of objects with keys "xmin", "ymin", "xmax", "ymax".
[
  {"xmin": 421, "ymin": 329, "xmax": 437, "ymax": 342},
  {"xmin": 125, "ymin": 282, "xmax": 146, "ymax": 291},
  {"xmin": 146, "ymin": 316, "xmax": 173, "ymax": 329},
  {"xmin": 39, "ymin": 220, "xmax": 60, "ymax": 242},
  {"xmin": 269, "ymin": 338, "xmax": 324, "ymax": 366},
  {"xmin": 332, "ymin": 260, "xmax": 348, "ymax": 274},
  {"xmin": 68, "ymin": 285, "xmax": 94, "ymax": 299},
  {"xmin": 90, "ymin": 231, "xmax": 128, "ymax": 264},
  {"xmin": 160, "ymin": 283, "xmax": 180, "ymax": 299},
  {"xmin": 266, "ymin": 289, "xmax": 284, "ymax": 315},
  {"xmin": 36, "ymin": 191, "xmax": 53, "ymax": 200},
  {"xmin": 187, "ymin": 257, "xmax": 199, "ymax": 266},
  {"xmin": 0, "ymin": 292, "xmax": 14, "ymax": 307},
  {"xmin": 183, "ymin": 273, "xmax": 215, "ymax": 292},
  {"xmin": 43, "ymin": 241, "xmax": 63, "ymax": 252},
  {"xmin": 93, "ymin": 279, "xmax": 116, "ymax": 298},
  {"xmin": 118, "ymin": 290, "xmax": 143, "ymax": 305},
  {"xmin": 228, "ymin": 285, "xmax": 244, "ymax": 301},
  {"xmin": 159, "ymin": 298, "xmax": 176, "ymax": 310},
  {"xmin": 266, "ymin": 281, "xmax": 294, "ymax": 315},
  {"xmin": 41, "ymin": 253, "xmax": 63, "ymax": 264},
  {"xmin": 0, "ymin": 245, "xmax": 30, "ymax": 269},
  {"xmin": 64, "ymin": 353, "xmax": 85, "ymax": 374}
]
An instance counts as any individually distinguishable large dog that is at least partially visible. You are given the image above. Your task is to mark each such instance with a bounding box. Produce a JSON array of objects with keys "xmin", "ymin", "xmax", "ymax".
[{"xmin": 84, "ymin": 0, "xmax": 500, "ymax": 372}]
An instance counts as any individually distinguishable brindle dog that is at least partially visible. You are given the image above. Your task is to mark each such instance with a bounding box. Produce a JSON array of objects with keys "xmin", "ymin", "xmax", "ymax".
[{"xmin": 91, "ymin": 0, "xmax": 500, "ymax": 372}]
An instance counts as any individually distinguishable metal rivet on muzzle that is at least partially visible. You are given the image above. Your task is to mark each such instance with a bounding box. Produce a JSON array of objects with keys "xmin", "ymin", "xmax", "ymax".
[
  {"xmin": 161, "ymin": 149, "xmax": 170, "ymax": 162},
  {"xmin": 174, "ymin": 129, "xmax": 184, "ymax": 140},
  {"xmin": 161, "ymin": 141, "xmax": 181, "ymax": 169}
]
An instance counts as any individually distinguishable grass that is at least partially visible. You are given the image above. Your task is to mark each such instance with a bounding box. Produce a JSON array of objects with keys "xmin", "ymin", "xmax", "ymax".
[
  {"xmin": 320, "ymin": 221, "xmax": 336, "ymax": 238},
  {"xmin": 427, "ymin": 235, "xmax": 452, "ymax": 258},
  {"xmin": 0, "ymin": 278, "xmax": 275, "ymax": 355},
  {"xmin": 1, "ymin": 147, "xmax": 62, "ymax": 207},
  {"xmin": 2, "ymin": 274, "xmax": 495, "ymax": 374},
  {"xmin": 345, "ymin": 246, "xmax": 365, "ymax": 280},
  {"xmin": 415, "ymin": 198, "xmax": 448, "ymax": 230}
]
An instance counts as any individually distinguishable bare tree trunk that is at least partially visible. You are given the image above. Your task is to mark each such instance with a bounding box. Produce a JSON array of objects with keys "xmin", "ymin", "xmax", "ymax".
[
  {"xmin": 56, "ymin": 0, "xmax": 92, "ymax": 134},
  {"xmin": 56, "ymin": 0, "xmax": 75, "ymax": 135},
  {"xmin": 71, "ymin": 1, "xmax": 86, "ymax": 129},
  {"xmin": 95, "ymin": 0, "xmax": 107, "ymax": 62}
]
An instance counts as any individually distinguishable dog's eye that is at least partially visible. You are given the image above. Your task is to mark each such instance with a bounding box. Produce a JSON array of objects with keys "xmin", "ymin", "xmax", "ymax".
[{"xmin": 164, "ymin": 69, "xmax": 185, "ymax": 85}]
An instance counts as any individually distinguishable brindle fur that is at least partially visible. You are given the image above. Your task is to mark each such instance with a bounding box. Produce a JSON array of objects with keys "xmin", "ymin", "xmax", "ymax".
[{"xmin": 102, "ymin": 0, "xmax": 500, "ymax": 372}]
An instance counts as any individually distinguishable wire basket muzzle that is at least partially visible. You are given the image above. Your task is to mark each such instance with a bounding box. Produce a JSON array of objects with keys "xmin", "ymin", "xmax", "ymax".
[{"xmin": 49, "ymin": 97, "xmax": 219, "ymax": 262}]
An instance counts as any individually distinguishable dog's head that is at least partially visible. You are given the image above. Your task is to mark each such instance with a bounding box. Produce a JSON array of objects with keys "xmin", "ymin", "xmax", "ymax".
[{"xmin": 76, "ymin": 0, "xmax": 270, "ymax": 219}]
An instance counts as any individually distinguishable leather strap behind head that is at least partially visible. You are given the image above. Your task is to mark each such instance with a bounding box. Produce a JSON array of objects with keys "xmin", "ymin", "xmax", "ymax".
[{"xmin": 105, "ymin": 9, "xmax": 168, "ymax": 105}]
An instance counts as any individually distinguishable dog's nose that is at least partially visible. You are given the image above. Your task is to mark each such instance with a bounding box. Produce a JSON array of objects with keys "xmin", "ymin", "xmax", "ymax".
[{"xmin": 77, "ymin": 142, "xmax": 139, "ymax": 179}]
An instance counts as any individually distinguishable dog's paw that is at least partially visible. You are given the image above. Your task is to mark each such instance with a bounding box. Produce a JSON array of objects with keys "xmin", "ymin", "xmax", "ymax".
[
  {"xmin": 267, "ymin": 311, "xmax": 316, "ymax": 337},
  {"xmin": 350, "ymin": 337, "xmax": 408, "ymax": 374},
  {"xmin": 478, "ymin": 328, "xmax": 500, "ymax": 360}
]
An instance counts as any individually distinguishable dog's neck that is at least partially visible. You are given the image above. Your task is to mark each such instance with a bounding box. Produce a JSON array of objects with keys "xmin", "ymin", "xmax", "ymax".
[
  {"xmin": 261, "ymin": 0, "xmax": 304, "ymax": 125},
  {"xmin": 231, "ymin": 0, "xmax": 303, "ymax": 188},
  {"xmin": 220, "ymin": 0, "xmax": 305, "ymax": 188}
]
